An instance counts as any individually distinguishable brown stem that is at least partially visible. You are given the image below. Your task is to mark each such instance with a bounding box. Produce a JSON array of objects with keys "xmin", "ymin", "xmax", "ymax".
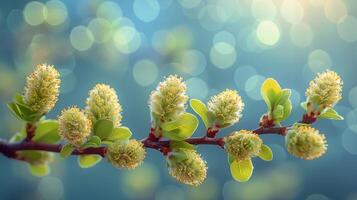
[{"xmin": 0, "ymin": 113, "xmax": 317, "ymax": 162}]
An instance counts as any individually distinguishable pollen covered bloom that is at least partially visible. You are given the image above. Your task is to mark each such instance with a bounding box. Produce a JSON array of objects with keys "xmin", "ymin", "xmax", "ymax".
[
  {"xmin": 149, "ymin": 75, "xmax": 188, "ymax": 122},
  {"xmin": 86, "ymin": 84, "xmax": 122, "ymax": 126},
  {"xmin": 24, "ymin": 64, "xmax": 61, "ymax": 115},
  {"xmin": 167, "ymin": 150, "xmax": 207, "ymax": 186},
  {"xmin": 225, "ymin": 130, "xmax": 262, "ymax": 161},
  {"xmin": 305, "ymin": 70, "xmax": 342, "ymax": 108},
  {"xmin": 286, "ymin": 126, "xmax": 327, "ymax": 160},
  {"xmin": 107, "ymin": 139, "xmax": 146, "ymax": 169},
  {"xmin": 207, "ymin": 89, "xmax": 244, "ymax": 126},
  {"xmin": 58, "ymin": 107, "xmax": 92, "ymax": 147}
]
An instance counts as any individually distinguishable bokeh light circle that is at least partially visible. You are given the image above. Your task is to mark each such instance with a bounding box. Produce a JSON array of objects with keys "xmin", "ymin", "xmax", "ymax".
[
  {"xmin": 45, "ymin": 0, "xmax": 68, "ymax": 26},
  {"xmin": 245, "ymin": 75, "xmax": 266, "ymax": 100},
  {"xmin": 96, "ymin": 1, "xmax": 122, "ymax": 22},
  {"xmin": 234, "ymin": 65, "xmax": 257, "ymax": 90},
  {"xmin": 290, "ymin": 23, "xmax": 313, "ymax": 48},
  {"xmin": 256, "ymin": 21, "xmax": 280, "ymax": 46},
  {"xmin": 178, "ymin": 49, "xmax": 206, "ymax": 76},
  {"xmin": 307, "ymin": 49, "xmax": 332, "ymax": 73},
  {"xmin": 324, "ymin": 0, "xmax": 347, "ymax": 24},
  {"xmin": 342, "ymin": 129, "xmax": 357, "ymax": 155},
  {"xmin": 88, "ymin": 18, "xmax": 112, "ymax": 44},
  {"xmin": 133, "ymin": 0, "xmax": 160, "ymax": 22},
  {"xmin": 38, "ymin": 176, "xmax": 64, "ymax": 200},
  {"xmin": 70, "ymin": 26, "xmax": 94, "ymax": 51},
  {"xmin": 213, "ymin": 31, "xmax": 236, "ymax": 47},
  {"xmin": 133, "ymin": 59, "xmax": 158, "ymax": 86},
  {"xmin": 210, "ymin": 42, "xmax": 237, "ymax": 69},
  {"xmin": 178, "ymin": 0, "xmax": 201, "ymax": 9},
  {"xmin": 251, "ymin": 0, "xmax": 277, "ymax": 21},
  {"xmin": 186, "ymin": 77, "xmax": 209, "ymax": 100},
  {"xmin": 281, "ymin": 0, "xmax": 304, "ymax": 24},
  {"xmin": 23, "ymin": 1, "xmax": 47, "ymax": 26},
  {"xmin": 337, "ymin": 16, "xmax": 357, "ymax": 42}
]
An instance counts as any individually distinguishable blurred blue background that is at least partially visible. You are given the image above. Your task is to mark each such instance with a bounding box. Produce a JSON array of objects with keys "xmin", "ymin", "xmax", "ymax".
[{"xmin": 0, "ymin": 0, "xmax": 357, "ymax": 199}]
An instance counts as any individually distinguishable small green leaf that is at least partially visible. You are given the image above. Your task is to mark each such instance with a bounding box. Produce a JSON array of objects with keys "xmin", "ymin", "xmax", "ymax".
[
  {"xmin": 78, "ymin": 155, "xmax": 102, "ymax": 168},
  {"xmin": 281, "ymin": 100, "xmax": 292, "ymax": 121},
  {"xmin": 32, "ymin": 120, "xmax": 60, "ymax": 144},
  {"xmin": 161, "ymin": 113, "xmax": 199, "ymax": 141},
  {"xmin": 94, "ymin": 119, "xmax": 114, "ymax": 139},
  {"xmin": 261, "ymin": 78, "xmax": 282, "ymax": 110},
  {"xmin": 60, "ymin": 143, "xmax": 75, "ymax": 158},
  {"xmin": 227, "ymin": 154, "xmax": 234, "ymax": 165},
  {"xmin": 258, "ymin": 144, "xmax": 273, "ymax": 161},
  {"xmin": 81, "ymin": 136, "xmax": 102, "ymax": 148},
  {"xmin": 28, "ymin": 164, "xmax": 50, "ymax": 177},
  {"xmin": 272, "ymin": 105, "xmax": 284, "ymax": 119},
  {"xmin": 276, "ymin": 89, "xmax": 291, "ymax": 106},
  {"xmin": 170, "ymin": 141, "xmax": 195, "ymax": 150},
  {"xmin": 230, "ymin": 159, "xmax": 254, "ymax": 182},
  {"xmin": 168, "ymin": 149, "xmax": 190, "ymax": 163},
  {"xmin": 9, "ymin": 132, "xmax": 26, "ymax": 143},
  {"xmin": 318, "ymin": 108, "xmax": 344, "ymax": 120},
  {"xmin": 190, "ymin": 99, "xmax": 213, "ymax": 129},
  {"xmin": 105, "ymin": 126, "xmax": 132, "ymax": 142},
  {"xmin": 7, "ymin": 102, "xmax": 23, "ymax": 121},
  {"xmin": 301, "ymin": 101, "xmax": 308, "ymax": 111}
]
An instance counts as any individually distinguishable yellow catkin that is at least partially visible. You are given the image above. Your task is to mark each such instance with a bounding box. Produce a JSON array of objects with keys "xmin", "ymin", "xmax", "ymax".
[
  {"xmin": 149, "ymin": 75, "xmax": 188, "ymax": 122},
  {"xmin": 86, "ymin": 84, "xmax": 122, "ymax": 126},
  {"xmin": 286, "ymin": 126, "xmax": 327, "ymax": 160},
  {"xmin": 225, "ymin": 130, "xmax": 262, "ymax": 161},
  {"xmin": 168, "ymin": 150, "xmax": 207, "ymax": 186},
  {"xmin": 58, "ymin": 107, "xmax": 92, "ymax": 147},
  {"xmin": 207, "ymin": 89, "xmax": 244, "ymax": 125},
  {"xmin": 24, "ymin": 64, "xmax": 61, "ymax": 114},
  {"xmin": 107, "ymin": 140, "xmax": 146, "ymax": 169},
  {"xmin": 306, "ymin": 70, "xmax": 343, "ymax": 108}
]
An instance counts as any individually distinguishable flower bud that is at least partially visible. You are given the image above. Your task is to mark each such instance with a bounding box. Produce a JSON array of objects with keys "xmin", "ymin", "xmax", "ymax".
[
  {"xmin": 149, "ymin": 75, "xmax": 188, "ymax": 122},
  {"xmin": 107, "ymin": 139, "xmax": 146, "ymax": 169},
  {"xmin": 225, "ymin": 130, "xmax": 262, "ymax": 161},
  {"xmin": 207, "ymin": 89, "xmax": 244, "ymax": 126},
  {"xmin": 58, "ymin": 107, "xmax": 92, "ymax": 147},
  {"xmin": 286, "ymin": 126, "xmax": 327, "ymax": 160},
  {"xmin": 24, "ymin": 64, "xmax": 61, "ymax": 115},
  {"xmin": 86, "ymin": 84, "xmax": 122, "ymax": 126},
  {"xmin": 305, "ymin": 70, "xmax": 342, "ymax": 108},
  {"xmin": 167, "ymin": 150, "xmax": 207, "ymax": 186}
]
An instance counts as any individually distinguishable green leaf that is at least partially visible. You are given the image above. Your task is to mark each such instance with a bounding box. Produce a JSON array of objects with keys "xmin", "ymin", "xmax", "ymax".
[
  {"xmin": 318, "ymin": 108, "xmax": 344, "ymax": 120},
  {"xmin": 168, "ymin": 149, "xmax": 190, "ymax": 163},
  {"xmin": 230, "ymin": 159, "xmax": 254, "ymax": 182},
  {"xmin": 9, "ymin": 132, "xmax": 26, "ymax": 143},
  {"xmin": 94, "ymin": 119, "xmax": 114, "ymax": 139},
  {"xmin": 78, "ymin": 155, "xmax": 102, "ymax": 168},
  {"xmin": 281, "ymin": 100, "xmax": 292, "ymax": 121},
  {"xmin": 105, "ymin": 126, "xmax": 132, "ymax": 142},
  {"xmin": 7, "ymin": 102, "xmax": 23, "ymax": 121},
  {"xmin": 170, "ymin": 141, "xmax": 195, "ymax": 150},
  {"xmin": 190, "ymin": 99, "xmax": 213, "ymax": 129},
  {"xmin": 81, "ymin": 136, "xmax": 102, "ymax": 148},
  {"xmin": 28, "ymin": 164, "xmax": 50, "ymax": 177},
  {"xmin": 32, "ymin": 120, "xmax": 60, "ymax": 144},
  {"xmin": 227, "ymin": 154, "xmax": 234, "ymax": 165},
  {"xmin": 276, "ymin": 89, "xmax": 291, "ymax": 106},
  {"xmin": 60, "ymin": 143, "xmax": 75, "ymax": 158},
  {"xmin": 261, "ymin": 78, "xmax": 282, "ymax": 110},
  {"xmin": 161, "ymin": 113, "xmax": 199, "ymax": 141},
  {"xmin": 272, "ymin": 105, "xmax": 284, "ymax": 119},
  {"xmin": 301, "ymin": 101, "xmax": 308, "ymax": 111},
  {"xmin": 258, "ymin": 144, "xmax": 273, "ymax": 161}
]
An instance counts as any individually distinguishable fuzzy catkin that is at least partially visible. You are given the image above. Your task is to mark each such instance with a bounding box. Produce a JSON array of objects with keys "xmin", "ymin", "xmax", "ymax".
[
  {"xmin": 286, "ymin": 126, "xmax": 327, "ymax": 160},
  {"xmin": 225, "ymin": 130, "xmax": 262, "ymax": 161},
  {"xmin": 107, "ymin": 140, "xmax": 146, "ymax": 169},
  {"xmin": 306, "ymin": 70, "xmax": 342, "ymax": 108},
  {"xmin": 168, "ymin": 150, "xmax": 207, "ymax": 186},
  {"xmin": 149, "ymin": 75, "xmax": 188, "ymax": 122},
  {"xmin": 86, "ymin": 84, "xmax": 122, "ymax": 126},
  {"xmin": 58, "ymin": 107, "xmax": 92, "ymax": 147},
  {"xmin": 24, "ymin": 64, "xmax": 61, "ymax": 115},
  {"xmin": 207, "ymin": 89, "xmax": 244, "ymax": 126}
]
